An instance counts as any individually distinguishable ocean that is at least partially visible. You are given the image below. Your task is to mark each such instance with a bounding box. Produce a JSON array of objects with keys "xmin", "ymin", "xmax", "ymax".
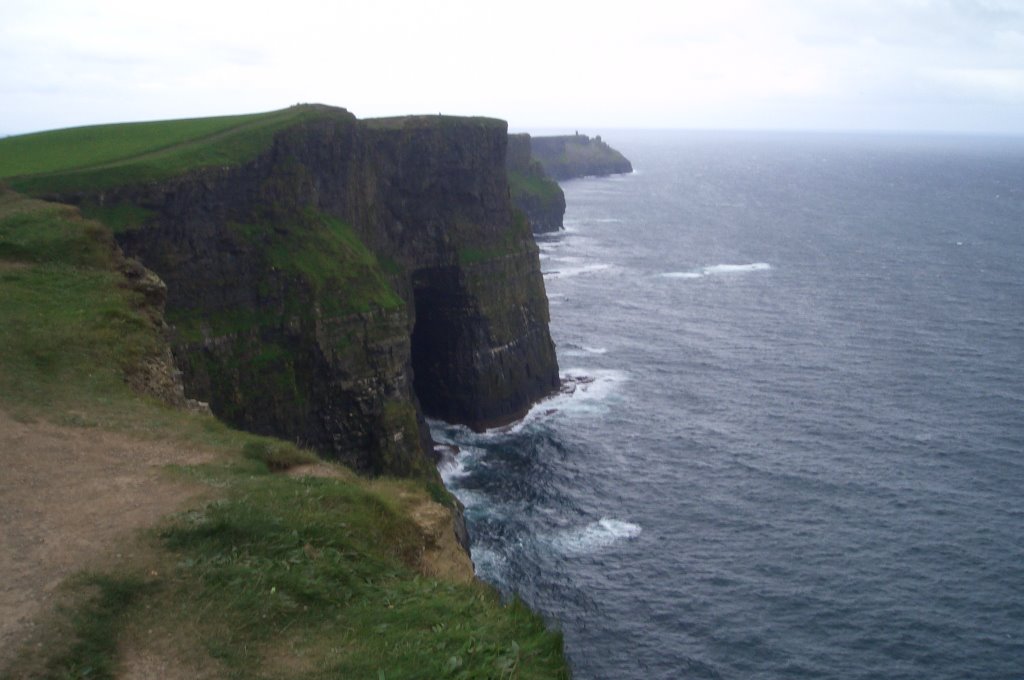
[{"xmin": 432, "ymin": 131, "xmax": 1024, "ymax": 679}]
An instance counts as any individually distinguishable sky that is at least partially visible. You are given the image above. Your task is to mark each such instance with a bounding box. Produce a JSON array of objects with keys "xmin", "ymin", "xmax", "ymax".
[{"xmin": 2, "ymin": 0, "xmax": 1023, "ymax": 136}]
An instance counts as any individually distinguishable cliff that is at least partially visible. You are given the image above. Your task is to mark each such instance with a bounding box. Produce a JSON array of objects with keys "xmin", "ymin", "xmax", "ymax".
[
  {"xmin": 530, "ymin": 133, "xmax": 633, "ymax": 180},
  {"xmin": 0, "ymin": 163, "xmax": 568, "ymax": 680},
  {"xmin": 506, "ymin": 133, "xmax": 566, "ymax": 233},
  {"xmin": 3, "ymin": 105, "xmax": 560, "ymax": 476}
]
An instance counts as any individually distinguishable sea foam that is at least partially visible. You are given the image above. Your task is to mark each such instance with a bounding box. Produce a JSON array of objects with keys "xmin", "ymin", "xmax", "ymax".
[
  {"xmin": 451, "ymin": 368, "xmax": 629, "ymax": 439},
  {"xmin": 561, "ymin": 343, "xmax": 609, "ymax": 357},
  {"xmin": 704, "ymin": 262, "xmax": 771, "ymax": 274},
  {"xmin": 662, "ymin": 262, "xmax": 771, "ymax": 279},
  {"xmin": 543, "ymin": 263, "xmax": 613, "ymax": 280},
  {"xmin": 553, "ymin": 518, "xmax": 643, "ymax": 554}
]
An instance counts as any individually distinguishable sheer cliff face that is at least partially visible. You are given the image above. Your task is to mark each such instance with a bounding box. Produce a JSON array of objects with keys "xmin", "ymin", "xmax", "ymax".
[
  {"xmin": 353, "ymin": 120, "xmax": 560, "ymax": 428},
  {"xmin": 101, "ymin": 109, "xmax": 558, "ymax": 474}
]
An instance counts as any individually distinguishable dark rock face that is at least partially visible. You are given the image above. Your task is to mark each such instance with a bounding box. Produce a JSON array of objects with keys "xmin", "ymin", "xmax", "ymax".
[
  {"xmin": 69, "ymin": 107, "xmax": 559, "ymax": 475},
  {"xmin": 505, "ymin": 134, "xmax": 566, "ymax": 233},
  {"xmin": 351, "ymin": 118, "xmax": 560, "ymax": 430},
  {"xmin": 530, "ymin": 133, "xmax": 633, "ymax": 181}
]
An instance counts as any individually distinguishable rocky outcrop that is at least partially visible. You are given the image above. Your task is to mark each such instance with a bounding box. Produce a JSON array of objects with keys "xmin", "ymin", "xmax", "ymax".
[
  {"xmin": 38, "ymin": 106, "xmax": 559, "ymax": 476},
  {"xmin": 116, "ymin": 256, "xmax": 203, "ymax": 412},
  {"xmin": 530, "ymin": 133, "xmax": 633, "ymax": 180},
  {"xmin": 506, "ymin": 133, "xmax": 565, "ymax": 233}
]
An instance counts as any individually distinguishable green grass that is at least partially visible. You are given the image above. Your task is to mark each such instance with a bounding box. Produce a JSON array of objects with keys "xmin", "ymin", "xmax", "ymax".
[
  {"xmin": 363, "ymin": 114, "xmax": 505, "ymax": 131},
  {"xmin": 78, "ymin": 201, "xmax": 156, "ymax": 234},
  {"xmin": 507, "ymin": 170, "xmax": 562, "ymax": 204},
  {"xmin": 262, "ymin": 213, "xmax": 403, "ymax": 315},
  {"xmin": 0, "ymin": 191, "xmax": 164, "ymax": 419},
  {"xmin": 44, "ymin": 574, "xmax": 156, "ymax": 680},
  {"xmin": 153, "ymin": 465, "xmax": 568, "ymax": 678},
  {"xmin": 241, "ymin": 439, "xmax": 319, "ymax": 471},
  {"xmin": 0, "ymin": 105, "xmax": 351, "ymax": 195},
  {"xmin": 0, "ymin": 192, "xmax": 115, "ymax": 266}
]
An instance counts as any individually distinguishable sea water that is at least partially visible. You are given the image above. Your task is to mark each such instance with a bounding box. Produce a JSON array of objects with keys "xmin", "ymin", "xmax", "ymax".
[{"xmin": 433, "ymin": 131, "xmax": 1024, "ymax": 679}]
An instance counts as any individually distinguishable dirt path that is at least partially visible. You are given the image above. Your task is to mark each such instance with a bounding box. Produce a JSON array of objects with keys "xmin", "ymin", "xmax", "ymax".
[{"xmin": 0, "ymin": 410, "xmax": 215, "ymax": 667}]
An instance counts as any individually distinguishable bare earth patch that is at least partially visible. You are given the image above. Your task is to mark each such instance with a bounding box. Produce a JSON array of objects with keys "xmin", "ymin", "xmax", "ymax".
[{"xmin": 0, "ymin": 409, "xmax": 215, "ymax": 668}]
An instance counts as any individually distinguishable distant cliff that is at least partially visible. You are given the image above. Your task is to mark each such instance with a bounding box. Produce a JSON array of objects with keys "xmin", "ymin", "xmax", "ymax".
[
  {"xmin": 7, "ymin": 105, "xmax": 560, "ymax": 476},
  {"xmin": 530, "ymin": 133, "xmax": 633, "ymax": 180},
  {"xmin": 506, "ymin": 133, "xmax": 565, "ymax": 234}
]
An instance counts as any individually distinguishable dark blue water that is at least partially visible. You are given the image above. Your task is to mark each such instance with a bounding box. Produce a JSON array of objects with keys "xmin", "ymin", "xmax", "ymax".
[{"xmin": 432, "ymin": 131, "xmax": 1024, "ymax": 679}]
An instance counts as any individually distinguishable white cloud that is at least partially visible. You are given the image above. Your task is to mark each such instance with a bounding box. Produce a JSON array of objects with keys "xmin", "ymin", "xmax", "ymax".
[
  {"xmin": 929, "ymin": 67, "xmax": 1024, "ymax": 99},
  {"xmin": 1, "ymin": 0, "xmax": 1023, "ymax": 134}
]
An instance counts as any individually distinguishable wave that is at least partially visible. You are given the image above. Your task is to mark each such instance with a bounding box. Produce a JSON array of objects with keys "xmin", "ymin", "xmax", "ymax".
[
  {"xmin": 553, "ymin": 518, "xmax": 642, "ymax": 554},
  {"xmin": 561, "ymin": 343, "xmax": 608, "ymax": 357},
  {"xmin": 469, "ymin": 545, "xmax": 508, "ymax": 584},
  {"xmin": 662, "ymin": 262, "xmax": 771, "ymax": 279},
  {"xmin": 429, "ymin": 368, "xmax": 629, "ymax": 444},
  {"xmin": 543, "ymin": 263, "xmax": 612, "ymax": 280},
  {"xmin": 530, "ymin": 368, "xmax": 629, "ymax": 422},
  {"xmin": 434, "ymin": 440, "xmax": 488, "ymax": 486},
  {"xmin": 705, "ymin": 262, "xmax": 771, "ymax": 274},
  {"xmin": 661, "ymin": 272, "xmax": 704, "ymax": 279}
]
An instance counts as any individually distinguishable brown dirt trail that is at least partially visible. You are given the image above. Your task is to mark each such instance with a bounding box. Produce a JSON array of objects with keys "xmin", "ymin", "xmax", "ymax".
[{"xmin": 0, "ymin": 410, "xmax": 214, "ymax": 667}]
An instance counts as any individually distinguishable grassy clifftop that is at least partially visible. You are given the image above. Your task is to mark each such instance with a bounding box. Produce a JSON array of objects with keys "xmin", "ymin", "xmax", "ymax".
[
  {"xmin": 0, "ymin": 104, "xmax": 350, "ymax": 194},
  {"xmin": 0, "ymin": 129, "xmax": 568, "ymax": 675}
]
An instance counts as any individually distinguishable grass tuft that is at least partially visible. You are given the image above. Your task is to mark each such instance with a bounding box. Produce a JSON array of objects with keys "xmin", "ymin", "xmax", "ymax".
[
  {"xmin": 241, "ymin": 440, "xmax": 318, "ymax": 471},
  {"xmin": 46, "ymin": 574, "xmax": 156, "ymax": 680}
]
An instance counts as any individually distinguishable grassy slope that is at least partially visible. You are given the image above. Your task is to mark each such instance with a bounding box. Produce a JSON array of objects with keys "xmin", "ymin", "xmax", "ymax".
[
  {"xmin": 507, "ymin": 170, "xmax": 563, "ymax": 204},
  {"xmin": 0, "ymin": 188, "xmax": 568, "ymax": 676},
  {"xmin": 0, "ymin": 105, "xmax": 343, "ymax": 194}
]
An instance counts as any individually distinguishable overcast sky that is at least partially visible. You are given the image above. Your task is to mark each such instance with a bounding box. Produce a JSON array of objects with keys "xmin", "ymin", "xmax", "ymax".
[{"xmin": 2, "ymin": 0, "xmax": 1023, "ymax": 136}]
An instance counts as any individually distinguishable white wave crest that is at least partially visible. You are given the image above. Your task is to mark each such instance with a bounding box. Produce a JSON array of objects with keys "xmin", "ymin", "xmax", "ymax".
[
  {"xmin": 436, "ymin": 444, "xmax": 484, "ymax": 485},
  {"xmin": 470, "ymin": 546, "xmax": 507, "ymax": 582},
  {"xmin": 561, "ymin": 344, "xmax": 608, "ymax": 357},
  {"xmin": 543, "ymin": 263, "xmax": 612, "ymax": 280},
  {"xmin": 554, "ymin": 518, "xmax": 642, "ymax": 554},
  {"xmin": 704, "ymin": 262, "xmax": 771, "ymax": 274},
  {"xmin": 427, "ymin": 369, "xmax": 627, "ymax": 444},
  {"xmin": 437, "ymin": 453, "xmax": 468, "ymax": 484},
  {"xmin": 480, "ymin": 368, "xmax": 631, "ymax": 438},
  {"xmin": 539, "ymin": 368, "xmax": 629, "ymax": 420},
  {"xmin": 661, "ymin": 272, "xmax": 704, "ymax": 279},
  {"xmin": 661, "ymin": 262, "xmax": 771, "ymax": 279}
]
